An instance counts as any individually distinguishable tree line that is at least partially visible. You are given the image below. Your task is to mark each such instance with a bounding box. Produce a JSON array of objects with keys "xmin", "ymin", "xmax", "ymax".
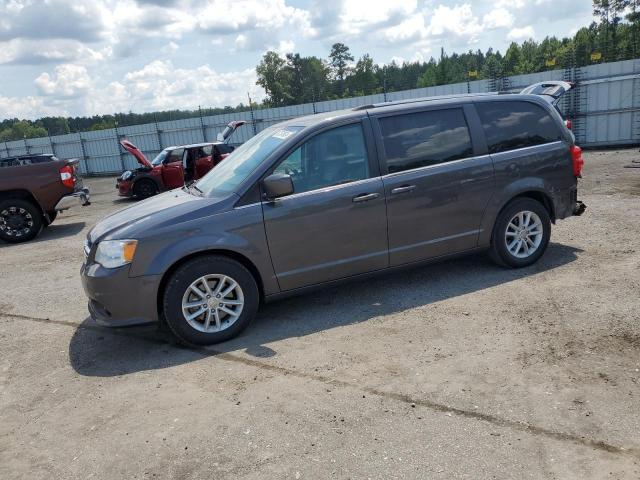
[
  {"xmin": 257, "ymin": 0, "xmax": 639, "ymax": 106},
  {"xmin": 1, "ymin": 0, "xmax": 638, "ymax": 143}
]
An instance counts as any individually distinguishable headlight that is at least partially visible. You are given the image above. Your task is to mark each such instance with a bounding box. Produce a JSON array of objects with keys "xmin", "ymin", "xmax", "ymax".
[
  {"xmin": 121, "ymin": 170, "xmax": 132, "ymax": 181},
  {"xmin": 94, "ymin": 239, "xmax": 138, "ymax": 268}
]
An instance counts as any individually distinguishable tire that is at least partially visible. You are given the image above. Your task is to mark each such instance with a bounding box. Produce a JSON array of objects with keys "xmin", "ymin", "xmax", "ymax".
[
  {"xmin": 133, "ymin": 179, "xmax": 158, "ymax": 199},
  {"xmin": 45, "ymin": 211, "xmax": 58, "ymax": 227},
  {"xmin": 0, "ymin": 199, "xmax": 43, "ymax": 243},
  {"xmin": 162, "ymin": 255, "xmax": 260, "ymax": 345},
  {"xmin": 489, "ymin": 198, "xmax": 551, "ymax": 268}
]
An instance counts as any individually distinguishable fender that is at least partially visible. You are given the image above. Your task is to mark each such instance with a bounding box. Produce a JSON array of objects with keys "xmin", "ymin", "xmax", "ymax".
[
  {"xmin": 132, "ymin": 172, "xmax": 163, "ymax": 191},
  {"xmin": 477, "ymin": 177, "xmax": 556, "ymax": 247},
  {"xmin": 128, "ymin": 205, "xmax": 280, "ymax": 296}
]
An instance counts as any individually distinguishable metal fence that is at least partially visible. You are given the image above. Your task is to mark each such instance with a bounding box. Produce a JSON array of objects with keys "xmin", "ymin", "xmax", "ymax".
[{"xmin": 2, "ymin": 59, "xmax": 639, "ymax": 176}]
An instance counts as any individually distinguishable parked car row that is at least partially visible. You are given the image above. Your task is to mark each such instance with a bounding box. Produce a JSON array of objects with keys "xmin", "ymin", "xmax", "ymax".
[{"xmin": 80, "ymin": 81, "xmax": 586, "ymax": 345}]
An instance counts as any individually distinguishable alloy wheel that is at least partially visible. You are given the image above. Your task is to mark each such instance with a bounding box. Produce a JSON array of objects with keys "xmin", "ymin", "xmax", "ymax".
[
  {"xmin": 181, "ymin": 274, "xmax": 245, "ymax": 333},
  {"xmin": 504, "ymin": 210, "xmax": 544, "ymax": 259}
]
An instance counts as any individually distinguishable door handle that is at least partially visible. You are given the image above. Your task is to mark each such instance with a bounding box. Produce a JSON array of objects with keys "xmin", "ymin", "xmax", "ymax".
[
  {"xmin": 391, "ymin": 185, "xmax": 416, "ymax": 195},
  {"xmin": 352, "ymin": 192, "xmax": 380, "ymax": 203}
]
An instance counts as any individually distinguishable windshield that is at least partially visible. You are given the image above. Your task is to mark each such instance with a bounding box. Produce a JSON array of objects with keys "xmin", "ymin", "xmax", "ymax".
[
  {"xmin": 196, "ymin": 125, "xmax": 304, "ymax": 196},
  {"xmin": 151, "ymin": 151, "xmax": 168, "ymax": 166}
]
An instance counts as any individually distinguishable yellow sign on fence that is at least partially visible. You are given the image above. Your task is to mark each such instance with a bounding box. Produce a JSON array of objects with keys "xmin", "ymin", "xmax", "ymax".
[
  {"xmin": 591, "ymin": 52, "xmax": 602, "ymax": 61},
  {"xmin": 468, "ymin": 70, "xmax": 478, "ymax": 78},
  {"xmin": 545, "ymin": 58, "xmax": 556, "ymax": 67}
]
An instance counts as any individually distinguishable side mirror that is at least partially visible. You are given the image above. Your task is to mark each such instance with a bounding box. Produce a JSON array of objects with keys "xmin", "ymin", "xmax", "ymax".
[
  {"xmin": 263, "ymin": 173, "xmax": 294, "ymax": 200},
  {"xmin": 216, "ymin": 133, "xmax": 224, "ymax": 142}
]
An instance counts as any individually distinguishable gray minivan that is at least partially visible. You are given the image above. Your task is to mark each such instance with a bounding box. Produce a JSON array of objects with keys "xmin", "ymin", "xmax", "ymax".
[{"xmin": 81, "ymin": 83, "xmax": 586, "ymax": 345}]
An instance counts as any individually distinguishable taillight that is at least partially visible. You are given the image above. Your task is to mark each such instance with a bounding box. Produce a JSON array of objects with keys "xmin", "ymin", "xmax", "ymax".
[
  {"xmin": 60, "ymin": 165, "xmax": 75, "ymax": 188},
  {"xmin": 570, "ymin": 145, "xmax": 584, "ymax": 177},
  {"xmin": 565, "ymin": 119, "xmax": 572, "ymax": 130}
]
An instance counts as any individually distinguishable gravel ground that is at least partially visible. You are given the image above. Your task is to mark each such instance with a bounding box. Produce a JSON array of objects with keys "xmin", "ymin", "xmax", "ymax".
[{"xmin": 1, "ymin": 148, "xmax": 639, "ymax": 479}]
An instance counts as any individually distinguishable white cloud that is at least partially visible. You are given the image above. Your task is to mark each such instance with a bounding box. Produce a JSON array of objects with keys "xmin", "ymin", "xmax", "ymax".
[
  {"xmin": 508, "ymin": 25, "xmax": 535, "ymax": 40},
  {"xmin": 339, "ymin": 0, "xmax": 417, "ymax": 32},
  {"xmin": 0, "ymin": 0, "xmax": 107, "ymax": 42},
  {"xmin": 162, "ymin": 41, "xmax": 180, "ymax": 54},
  {"xmin": 382, "ymin": 14, "xmax": 426, "ymax": 44},
  {"xmin": 428, "ymin": 4, "xmax": 483, "ymax": 41},
  {"xmin": 5, "ymin": 58, "xmax": 264, "ymax": 120},
  {"xmin": 0, "ymin": 95, "xmax": 62, "ymax": 120},
  {"xmin": 35, "ymin": 64, "xmax": 92, "ymax": 98},
  {"xmin": 118, "ymin": 60, "xmax": 264, "ymax": 111},
  {"xmin": 0, "ymin": 38, "xmax": 104, "ymax": 65},
  {"xmin": 483, "ymin": 8, "xmax": 514, "ymax": 29},
  {"xmin": 275, "ymin": 40, "xmax": 295, "ymax": 55},
  {"xmin": 196, "ymin": 0, "xmax": 313, "ymax": 36}
]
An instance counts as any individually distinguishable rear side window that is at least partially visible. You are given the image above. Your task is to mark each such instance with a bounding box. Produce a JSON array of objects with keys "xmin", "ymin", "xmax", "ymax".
[
  {"xmin": 378, "ymin": 108, "xmax": 473, "ymax": 174},
  {"xmin": 476, "ymin": 101, "xmax": 561, "ymax": 154}
]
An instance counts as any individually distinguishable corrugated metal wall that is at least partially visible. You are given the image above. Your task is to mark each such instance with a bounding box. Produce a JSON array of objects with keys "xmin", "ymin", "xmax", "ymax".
[{"xmin": 1, "ymin": 59, "xmax": 638, "ymax": 175}]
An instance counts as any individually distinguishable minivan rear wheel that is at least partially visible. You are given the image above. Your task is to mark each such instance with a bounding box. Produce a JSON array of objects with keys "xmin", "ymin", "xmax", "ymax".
[
  {"xmin": 489, "ymin": 198, "xmax": 551, "ymax": 268},
  {"xmin": 162, "ymin": 255, "xmax": 259, "ymax": 345}
]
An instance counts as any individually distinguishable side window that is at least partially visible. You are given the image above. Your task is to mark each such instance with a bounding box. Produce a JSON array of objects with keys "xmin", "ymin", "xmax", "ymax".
[
  {"xmin": 167, "ymin": 148, "xmax": 184, "ymax": 163},
  {"xmin": 476, "ymin": 101, "xmax": 562, "ymax": 154},
  {"xmin": 378, "ymin": 108, "xmax": 473, "ymax": 174},
  {"xmin": 273, "ymin": 123, "xmax": 370, "ymax": 194}
]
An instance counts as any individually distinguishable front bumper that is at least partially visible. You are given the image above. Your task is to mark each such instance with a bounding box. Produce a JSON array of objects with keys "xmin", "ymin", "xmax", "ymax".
[
  {"xmin": 116, "ymin": 179, "xmax": 134, "ymax": 197},
  {"xmin": 81, "ymin": 261, "xmax": 161, "ymax": 327},
  {"xmin": 55, "ymin": 187, "xmax": 91, "ymax": 211}
]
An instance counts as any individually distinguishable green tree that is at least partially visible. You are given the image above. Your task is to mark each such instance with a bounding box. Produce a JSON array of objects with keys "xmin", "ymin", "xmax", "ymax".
[
  {"xmin": 503, "ymin": 43, "xmax": 522, "ymax": 76},
  {"xmin": 347, "ymin": 54, "xmax": 379, "ymax": 95},
  {"xmin": 0, "ymin": 120, "xmax": 48, "ymax": 142},
  {"xmin": 328, "ymin": 43, "xmax": 354, "ymax": 82},
  {"xmin": 416, "ymin": 59, "xmax": 438, "ymax": 87},
  {"xmin": 284, "ymin": 53, "xmax": 331, "ymax": 104},
  {"xmin": 256, "ymin": 51, "xmax": 292, "ymax": 107}
]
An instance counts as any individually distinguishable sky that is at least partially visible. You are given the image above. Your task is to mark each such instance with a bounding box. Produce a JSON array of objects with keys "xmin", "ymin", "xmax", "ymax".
[{"xmin": 0, "ymin": 0, "xmax": 596, "ymax": 120}]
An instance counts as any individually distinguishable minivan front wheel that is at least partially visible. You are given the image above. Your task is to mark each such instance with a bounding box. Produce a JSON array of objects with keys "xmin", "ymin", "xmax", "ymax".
[
  {"xmin": 162, "ymin": 255, "xmax": 259, "ymax": 345},
  {"xmin": 489, "ymin": 198, "xmax": 551, "ymax": 268}
]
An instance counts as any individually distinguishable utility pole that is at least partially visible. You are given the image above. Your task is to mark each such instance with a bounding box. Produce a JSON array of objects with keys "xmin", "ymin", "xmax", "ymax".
[
  {"xmin": 114, "ymin": 120, "xmax": 125, "ymax": 171},
  {"xmin": 198, "ymin": 105, "xmax": 207, "ymax": 142},
  {"xmin": 247, "ymin": 92, "xmax": 257, "ymax": 136}
]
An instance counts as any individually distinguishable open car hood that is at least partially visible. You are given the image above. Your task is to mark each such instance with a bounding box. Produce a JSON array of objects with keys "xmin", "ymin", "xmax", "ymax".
[
  {"xmin": 120, "ymin": 139, "xmax": 152, "ymax": 168},
  {"xmin": 520, "ymin": 81, "xmax": 574, "ymax": 106},
  {"xmin": 216, "ymin": 120, "xmax": 246, "ymax": 143}
]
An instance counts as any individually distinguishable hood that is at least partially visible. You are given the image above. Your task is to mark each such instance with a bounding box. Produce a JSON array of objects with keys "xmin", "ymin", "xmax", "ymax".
[
  {"xmin": 520, "ymin": 80, "xmax": 574, "ymax": 106},
  {"xmin": 216, "ymin": 120, "xmax": 246, "ymax": 143},
  {"xmin": 88, "ymin": 188, "xmax": 233, "ymax": 243},
  {"xmin": 120, "ymin": 139, "xmax": 152, "ymax": 168}
]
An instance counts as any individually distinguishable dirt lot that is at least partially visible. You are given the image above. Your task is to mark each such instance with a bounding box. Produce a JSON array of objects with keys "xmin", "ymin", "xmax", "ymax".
[{"xmin": 1, "ymin": 149, "xmax": 639, "ymax": 479}]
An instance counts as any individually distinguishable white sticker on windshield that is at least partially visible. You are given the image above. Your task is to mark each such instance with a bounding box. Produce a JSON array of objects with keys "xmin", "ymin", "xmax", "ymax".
[{"xmin": 272, "ymin": 129, "xmax": 295, "ymax": 140}]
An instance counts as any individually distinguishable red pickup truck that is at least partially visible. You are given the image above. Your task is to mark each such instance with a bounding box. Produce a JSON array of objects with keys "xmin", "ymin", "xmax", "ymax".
[
  {"xmin": 0, "ymin": 154, "xmax": 90, "ymax": 243},
  {"xmin": 116, "ymin": 121, "xmax": 245, "ymax": 199}
]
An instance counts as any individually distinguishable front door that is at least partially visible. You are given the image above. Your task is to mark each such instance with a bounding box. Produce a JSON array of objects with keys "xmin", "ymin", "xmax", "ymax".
[
  {"xmin": 375, "ymin": 107, "xmax": 495, "ymax": 265},
  {"xmin": 194, "ymin": 145, "xmax": 214, "ymax": 179},
  {"xmin": 262, "ymin": 122, "xmax": 388, "ymax": 291},
  {"xmin": 161, "ymin": 148, "xmax": 185, "ymax": 189}
]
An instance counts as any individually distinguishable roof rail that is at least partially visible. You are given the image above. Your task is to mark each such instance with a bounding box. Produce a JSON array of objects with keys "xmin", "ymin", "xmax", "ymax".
[
  {"xmin": 352, "ymin": 92, "xmax": 498, "ymax": 112},
  {"xmin": 352, "ymin": 104, "xmax": 375, "ymax": 111}
]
